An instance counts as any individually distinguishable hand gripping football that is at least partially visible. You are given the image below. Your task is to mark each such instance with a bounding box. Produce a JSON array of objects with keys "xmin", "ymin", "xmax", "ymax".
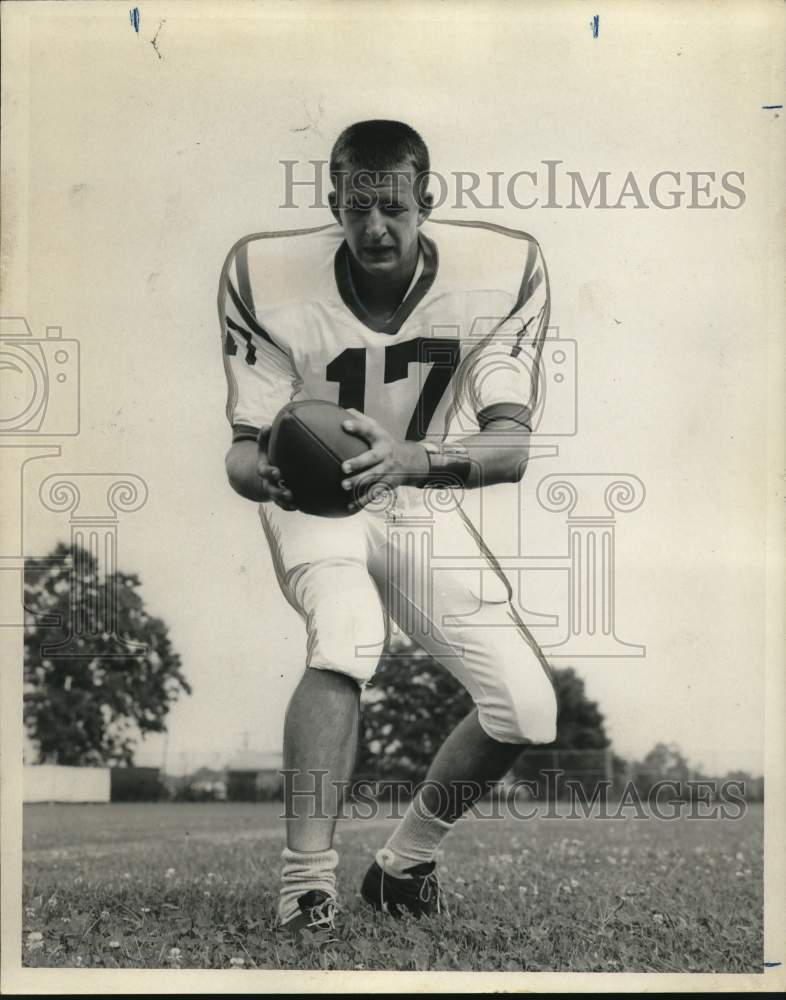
[{"xmin": 267, "ymin": 400, "xmax": 368, "ymax": 517}]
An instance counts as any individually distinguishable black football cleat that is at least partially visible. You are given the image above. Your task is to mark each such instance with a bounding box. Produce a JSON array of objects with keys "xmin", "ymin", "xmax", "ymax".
[
  {"xmin": 361, "ymin": 852, "xmax": 442, "ymax": 918},
  {"xmin": 279, "ymin": 889, "xmax": 338, "ymax": 942}
]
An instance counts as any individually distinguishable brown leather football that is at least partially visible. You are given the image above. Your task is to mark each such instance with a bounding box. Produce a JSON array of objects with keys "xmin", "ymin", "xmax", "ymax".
[{"xmin": 268, "ymin": 400, "xmax": 367, "ymax": 517}]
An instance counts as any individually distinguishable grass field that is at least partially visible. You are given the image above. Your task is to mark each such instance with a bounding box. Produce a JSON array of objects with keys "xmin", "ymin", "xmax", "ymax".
[{"xmin": 22, "ymin": 800, "xmax": 763, "ymax": 972}]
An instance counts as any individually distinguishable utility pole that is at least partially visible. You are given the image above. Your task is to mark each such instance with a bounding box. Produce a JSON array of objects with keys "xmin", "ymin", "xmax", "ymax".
[{"xmin": 604, "ymin": 746, "xmax": 613, "ymax": 786}]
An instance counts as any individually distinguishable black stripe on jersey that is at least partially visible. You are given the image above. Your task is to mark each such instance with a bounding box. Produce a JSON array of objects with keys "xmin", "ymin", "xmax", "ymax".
[
  {"xmin": 227, "ymin": 278, "xmax": 288, "ymax": 356},
  {"xmin": 510, "ymin": 260, "xmax": 549, "ymax": 359},
  {"xmin": 511, "ymin": 303, "xmax": 546, "ymax": 359},
  {"xmin": 334, "ymin": 231, "xmax": 439, "ymax": 336},
  {"xmin": 235, "ymin": 242, "xmax": 254, "ymax": 312},
  {"xmin": 428, "ymin": 216, "xmax": 542, "ymax": 317},
  {"xmin": 429, "ymin": 217, "xmax": 547, "ymax": 356},
  {"xmin": 218, "ymin": 225, "xmax": 336, "ymax": 429},
  {"xmin": 225, "ymin": 317, "xmax": 257, "ymax": 365},
  {"xmin": 522, "ymin": 265, "xmax": 543, "ymax": 308},
  {"xmin": 430, "ymin": 220, "xmax": 550, "ymax": 438},
  {"xmin": 511, "ymin": 241, "xmax": 539, "ymax": 315},
  {"xmin": 515, "ymin": 264, "xmax": 551, "ymax": 409}
]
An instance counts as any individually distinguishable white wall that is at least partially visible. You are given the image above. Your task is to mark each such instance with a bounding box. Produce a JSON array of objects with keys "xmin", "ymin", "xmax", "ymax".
[{"xmin": 23, "ymin": 765, "xmax": 110, "ymax": 803}]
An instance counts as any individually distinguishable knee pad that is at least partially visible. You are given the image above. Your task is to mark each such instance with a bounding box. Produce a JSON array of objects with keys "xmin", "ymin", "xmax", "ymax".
[
  {"xmin": 290, "ymin": 559, "xmax": 386, "ymax": 685},
  {"xmin": 476, "ymin": 662, "xmax": 559, "ymax": 746}
]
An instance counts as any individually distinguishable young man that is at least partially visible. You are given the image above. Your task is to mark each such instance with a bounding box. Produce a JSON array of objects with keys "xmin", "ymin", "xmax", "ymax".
[{"xmin": 220, "ymin": 120, "xmax": 557, "ymax": 937}]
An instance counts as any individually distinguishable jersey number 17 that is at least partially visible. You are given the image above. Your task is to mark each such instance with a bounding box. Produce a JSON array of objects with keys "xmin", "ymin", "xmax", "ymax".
[{"xmin": 326, "ymin": 337, "xmax": 461, "ymax": 442}]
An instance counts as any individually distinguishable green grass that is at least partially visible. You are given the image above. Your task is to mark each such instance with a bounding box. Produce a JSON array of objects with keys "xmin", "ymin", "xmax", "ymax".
[{"xmin": 22, "ymin": 800, "xmax": 763, "ymax": 972}]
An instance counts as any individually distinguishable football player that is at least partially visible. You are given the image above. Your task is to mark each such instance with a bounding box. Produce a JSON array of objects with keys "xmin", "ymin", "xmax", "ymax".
[{"xmin": 221, "ymin": 120, "xmax": 558, "ymax": 938}]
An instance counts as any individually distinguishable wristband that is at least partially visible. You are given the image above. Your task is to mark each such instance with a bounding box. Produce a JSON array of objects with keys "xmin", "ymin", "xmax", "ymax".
[{"xmin": 420, "ymin": 441, "xmax": 472, "ymax": 488}]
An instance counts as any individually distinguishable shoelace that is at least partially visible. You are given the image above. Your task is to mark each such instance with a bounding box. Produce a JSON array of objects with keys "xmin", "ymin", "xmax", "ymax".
[
  {"xmin": 306, "ymin": 896, "xmax": 336, "ymax": 930},
  {"xmin": 379, "ymin": 865, "xmax": 441, "ymax": 914},
  {"xmin": 380, "ymin": 866, "xmax": 388, "ymax": 911},
  {"xmin": 419, "ymin": 870, "xmax": 441, "ymax": 912},
  {"xmin": 419, "ymin": 871, "xmax": 438, "ymax": 905}
]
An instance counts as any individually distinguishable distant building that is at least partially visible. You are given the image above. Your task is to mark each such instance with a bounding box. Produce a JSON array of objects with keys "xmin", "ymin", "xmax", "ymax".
[
  {"xmin": 110, "ymin": 765, "xmax": 166, "ymax": 801},
  {"xmin": 226, "ymin": 750, "xmax": 283, "ymax": 801},
  {"xmin": 175, "ymin": 766, "xmax": 227, "ymax": 801}
]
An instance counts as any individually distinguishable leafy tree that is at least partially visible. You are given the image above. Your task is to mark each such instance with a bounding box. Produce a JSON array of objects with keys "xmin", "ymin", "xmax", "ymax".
[
  {"xmin": 357, "ymin": 637, "xmax": 473, "ymax": 783},
  {"xmin": 357, "ymin": 639, "xmax": 612, "ymax": 794},
  {"xmin": 24, "ymin": 542, "xmax": 191, "ymax": 766},
  {"xmin": 508, "ymin": 666, "xmax": 612, "ymax": 795},
  {"xmin": 549, "ymin": 667, "xmax": 610, "ymax": 751},
  {"xmin": 631, "ymin": 741, "xmax": 692, "ymax": 800},
  {"xmin": 720, "ymin": 770, "xmax": 763, "ymax": 803},
  {"xmin": 634, "ymin": 741, "xmax": 691, "ymax": 790},
  {"xmin": 638, "ymin": 741, "xmax": 691, "ymax": 778}
]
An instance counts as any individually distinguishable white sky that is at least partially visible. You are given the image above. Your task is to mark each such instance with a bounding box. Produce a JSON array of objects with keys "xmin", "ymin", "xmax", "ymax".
[{"xmin": 6, "ymin": 1, "xmax": 782, "ymax": 778}]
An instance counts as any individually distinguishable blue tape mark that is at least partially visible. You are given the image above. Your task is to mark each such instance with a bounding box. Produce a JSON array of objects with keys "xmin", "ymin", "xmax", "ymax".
[
  {"xmin": 764, "ymin": 961, "xmax": 782, "ymax": 968},
  {"xmin": 591, "ymin": 15, "xmax": 600, "ymax": 38},
  {"xmin": 129, "ymin": 7, "xmax": 140, "ymax": 32},
  {"xmin": 762, "ymin": 104, "xmax": 783, "ymax": 109}
]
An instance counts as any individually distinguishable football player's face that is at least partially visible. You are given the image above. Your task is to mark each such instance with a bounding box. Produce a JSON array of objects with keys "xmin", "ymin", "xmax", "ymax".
[{"xmin": 333, "ymin": 165, "xmax": 430, "ymax": 278}]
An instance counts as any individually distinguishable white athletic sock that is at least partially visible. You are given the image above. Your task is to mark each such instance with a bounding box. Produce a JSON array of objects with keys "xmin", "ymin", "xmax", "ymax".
[
  {"xmin": 378, "ymin": 798, "xmax": 455, "ymax": 877},
  {"xmin": 278, "ymin": 846, "xmax": 338, "ymax": 923}
]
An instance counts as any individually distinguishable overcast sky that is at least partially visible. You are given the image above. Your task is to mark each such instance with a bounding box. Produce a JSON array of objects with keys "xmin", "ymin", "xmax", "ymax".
[{"xmin": 7, "ymin": 2, "xmax": 780, "ymax": 778}]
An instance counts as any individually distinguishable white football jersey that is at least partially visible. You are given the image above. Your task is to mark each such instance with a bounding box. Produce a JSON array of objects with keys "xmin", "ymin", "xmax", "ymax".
[{"xmin": 218, "ymin": 219, "xmax": 549, "ymax": 445}]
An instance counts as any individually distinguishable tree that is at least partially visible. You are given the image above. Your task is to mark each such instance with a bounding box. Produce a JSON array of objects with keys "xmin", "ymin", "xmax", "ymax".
[
  {"xmin": 357, "ymin": 637, "xmax": 473, "ymax": 783},
  {"xmin": 508, "ymin": 666, "xmax": 612, "ymax": 796},
  {"xmin": 549, "ymin": 667, "xmax": 611, "ymax": 751},
  {"xmin": 720, "ymin": 770, "xmax": 764, "ymax": 803},
  {"xmin": 631, "ymin": 741, "xmax": 692, "ymax": 800},
  {"xmin": 357, "ymin": 639, "xmax": 612, "ymax": 794},
  {"xmin": 638, "ymin": 741, "xmax": 691, "ymax": 779},
  {"xmin": 24, "ymin": 542, "xmax": 191, "ymax": 766}
]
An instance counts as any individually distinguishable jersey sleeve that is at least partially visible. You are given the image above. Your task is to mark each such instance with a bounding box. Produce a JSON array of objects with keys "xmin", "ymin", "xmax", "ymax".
[
  {"xmin": 218, "ymin": 242, "xmax": 300, "ymax": 443},
  {"xmin": 463, "ymin": 240, "xmax": 550, "ymax": 430}
]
